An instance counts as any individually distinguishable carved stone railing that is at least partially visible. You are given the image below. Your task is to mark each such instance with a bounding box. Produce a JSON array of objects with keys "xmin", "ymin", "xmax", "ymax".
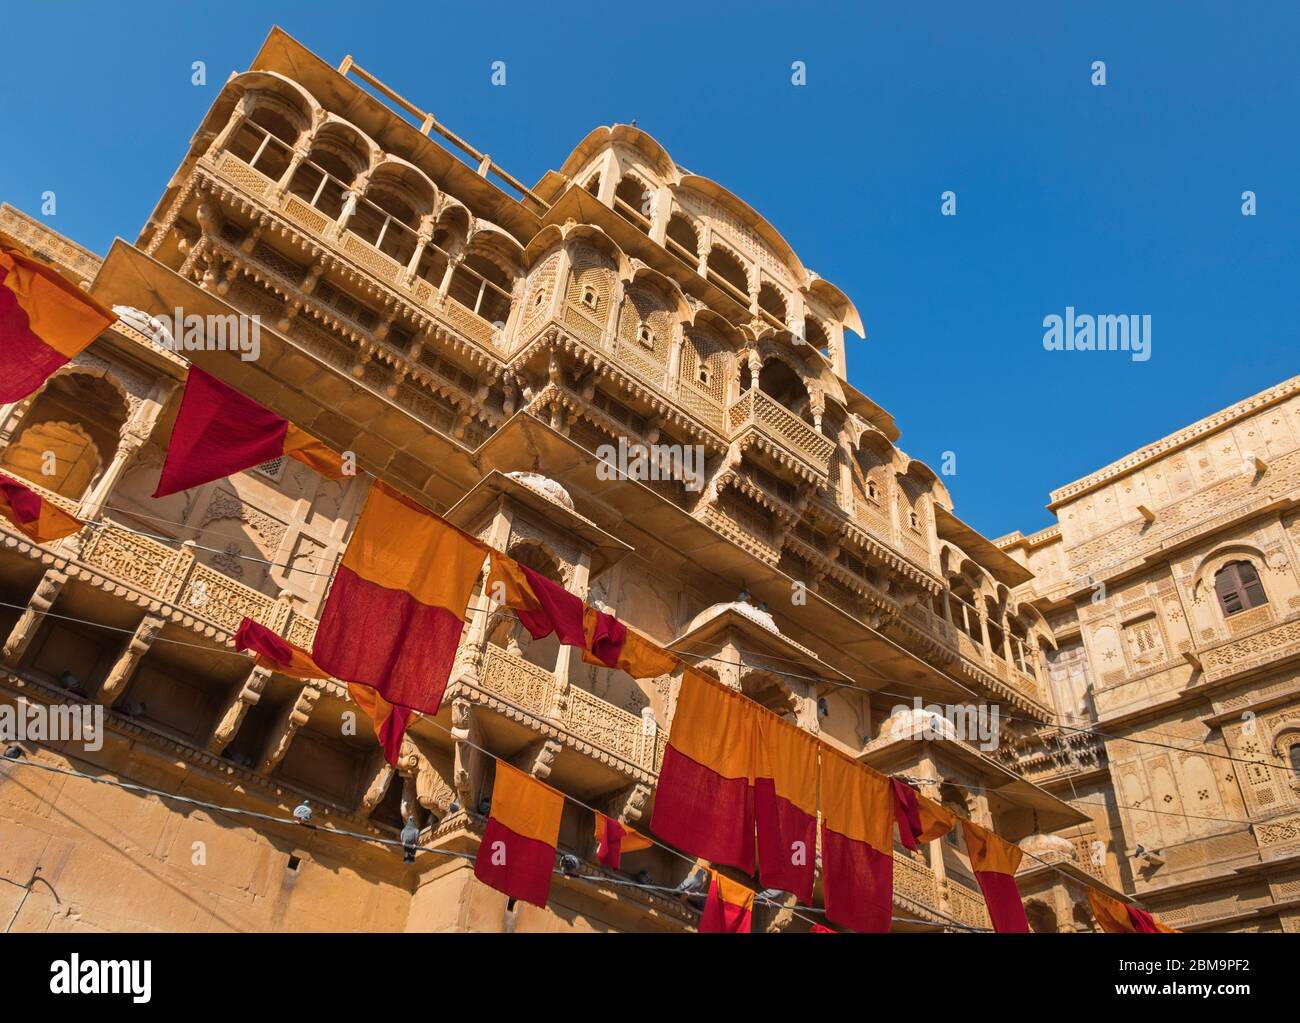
[
  {"xmin": 727, "ymin": 389, "xmax": 834, "ymax": 484},
  {"xmin": 1199, "ymin": 613, "xmax": 1300, "ymax": 684},
  {"xmin": 472, "ymin": 644, "xmax": 659, "ymax": 777},
  {"xmin": 891, "ymin": 849, "xmax": 991, "ymax": 929},
  {"xmin": 77, "ymin": 522, "xmax": 312, "ymax": 638}
]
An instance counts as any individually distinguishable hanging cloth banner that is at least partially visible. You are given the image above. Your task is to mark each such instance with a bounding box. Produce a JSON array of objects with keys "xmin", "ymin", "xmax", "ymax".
[
  {"xmin": 961, "ymin": 818, "xmax": 1030, "ymax": 933},
  {"xmin": 820, "ymin": 750, "xmax": 894, "ymax": 933},
  {"xmin": 154, "ymin": 368, "xmax": 346, "ymax": 497},
  {"xmin": 753, "ymin": 711, "xmax": 819, "ymax": 902},
  {"xmin": 0, "ymin": 246, "xmax": 116, "ymax": 402},
  {"xmin": 699, "ymin": 871, "xmax": 754, "ymax": 933},
  {"xmin": 651, "ymin": 669, "xmax": 758, "ymax": 873},
  {"xmin": 313, "ymin": 481, "xmax": 485, "ymax": 715},
  {"xmin": 0, "ymin": 472, "xmax": 83, "ymax": 542},
  {"xmin": 474, "ymin": 761, "xmax": 564, "ymax": 909},
  {"xmin": 593, "ymin": 811, "xmax": 653, "ymax": 871}
]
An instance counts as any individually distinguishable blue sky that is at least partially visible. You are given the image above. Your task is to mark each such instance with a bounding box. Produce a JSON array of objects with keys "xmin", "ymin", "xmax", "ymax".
[{"xmin": 2, "ymin": 1, "xmax": 1295, "ymax": 538}]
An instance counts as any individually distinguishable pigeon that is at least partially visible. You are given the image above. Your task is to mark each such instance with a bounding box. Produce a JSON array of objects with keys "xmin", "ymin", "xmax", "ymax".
[
  {"xmin": 400, "ymin": 817, "xmax": 419, "ymax": 863},
  {"xmin": 226, "ymin": 751, "xmax": 255, "ymax": 769},
  {"xmin": 293, "ymin": 800, "xmax": 313, "ymax": 824},
  {"xmin": 635, "ymin": 869, "xmax": 653, "ymax": 887},
  {"xmin": 58, "ymin": 670, "xmax": 87, "ymax": 698},
  {"xmin": 476, "ymin": 796, "xmax": 491, "ymax": 816},
  {"xmin": 559, "ymin": 853, "xmax": 580, "ymax": 876},
  {"xmin": 3, "ymin": 745, "xmax": 24, "ymax": 760},
  {"xmin": 119, "ymin": 700, "xmax": 146, "ymax": 717}
]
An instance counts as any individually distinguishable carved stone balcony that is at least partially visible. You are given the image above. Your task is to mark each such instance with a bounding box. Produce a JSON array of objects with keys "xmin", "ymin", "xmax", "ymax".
[
  {"xmin": 455, "ymin": 643, "xmax": 663, "ymax": 784},
  {"xmin": 892, "ymin": 849, "xmax": 991, "ymax": 930},
  {"xmin": 202, "ymin": 148, "xmax": 508, "ymax": 357},
  {"xmin": 726, "ymin": 389, "xmax": 835, "ymax": 486},
  {"xmin": 1198, "ymin": 612, "xmax": 1300, "ymax": 684}
]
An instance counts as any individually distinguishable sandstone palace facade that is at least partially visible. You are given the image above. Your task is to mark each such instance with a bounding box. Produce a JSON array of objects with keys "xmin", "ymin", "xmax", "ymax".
[{"xmin": 1, "ymin": 28, "xmax": 1296, "ymax": 933}]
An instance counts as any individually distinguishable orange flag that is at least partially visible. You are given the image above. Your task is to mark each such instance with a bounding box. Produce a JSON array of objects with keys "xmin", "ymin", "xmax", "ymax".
[
  {"xmin": 0, "ymin": 472, "xmax": 82, "ymax": 543},
  {"xmin": 475, "ymin": 761, "xmax": 564, "ymax": 908},
  {"xmin": 313, "ymin": 482, "xmax": 485, "ymax": 715},
  {"xmin": 754, "ymin": 711, "xmax": 819, "ymax": 902},
  {"xmin": 1088, "ymin": 890, "xmax": 1179, "ymax": 933},
  {"xmin": 0, "ymin": 247, "xmax": 116, "ymax": 402}
]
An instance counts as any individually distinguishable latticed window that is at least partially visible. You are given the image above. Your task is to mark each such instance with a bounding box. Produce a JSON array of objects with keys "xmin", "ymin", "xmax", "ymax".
[{"xmin": 1213, "ymin": 560, "xmax": 1266, "ymax": 617}]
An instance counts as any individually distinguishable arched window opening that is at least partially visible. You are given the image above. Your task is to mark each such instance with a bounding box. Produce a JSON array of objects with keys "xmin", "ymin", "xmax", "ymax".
[
  {"xmin": 449, "ymin": 253, "xmax": 514, "ymax": 328},
  {"xmin": 706, "ymin": 246, "xmax": 749, "ymax": 304},
  {"xmin": 0, "ymin": 374, "xmax": 128, "ymax": 503},
  {"xmin": 613, "ymin": 175, "xmax": 652, "ymax": 231},
  {"xmin": 802, "ymin": 316, "xmax": 831, "ymax": 356},
  {"xmin": 226, "ymin": 111, "xmax": 295, "ymax": 181},
  {"xmin": 1289, "ymin": 743, "xmax": 1300, "ymax": 780},
  {"xmin": 351, "ymin": 185, "xmax": 422, "ymax": 265},
  {"xmin": 583, "ymin": 171, "xmax": 601, "ymax": 196},
  {"xmin": 1214, "ymin": 560, "xmax": 1267, "ymax": 617},
  {"xmin": 757, "ymin": 358, "xmax": 810, "ymax": 421},
  {"xmin": 757, "ymin": 282, "xmax": 786, "ymax": 328},
  {"xmin": 665, "ymin": 214, "xmax": 699, "ymax": 265}
]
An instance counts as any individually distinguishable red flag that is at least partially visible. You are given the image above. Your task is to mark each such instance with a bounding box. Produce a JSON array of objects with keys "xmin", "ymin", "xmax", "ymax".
[
  {"xmin": 961, "ymin": 819, "xmax": 1029, "ymax": 933},
  {"xmin": 312, "ymin": 482, "xmax": 485, "ymax": 715},
  {"xmin": 821, "ymin": 750, "xmax": 894, "ymax": 933},
  {"xmin": 154, "ymin": 368, "xmax": 346, "ymax": 496},
  {"xmin": 0, "ymin": 247, "xmax": 115, "ymax": 402},
  {"xmin": 516, "ymin": 564, "xmax": 586, "ymax": 645},
  {"xmin": 650, "ymin": 669, "xmax": 758, "ymax": 873},
  {"xmin": 593, "ymin": 812, "xmax": 652, "ymax": 870},
  {"xmin": 234, "ymin": 617, "xmax": 329, "ymax": 680},
  {"xmin": 754, "ymin": 711, "xmax": 818, "ymax": 902},
  {"xmin": 810, "ymin": 923, "xmax": 836, "ymax": 933},
  {"xmin": 475, "ymin": 762, "xmax": 563, "ymax": 908},
  {"xmin": 346, "ymin": 682, "xmax": 412, "ymax": 767},
  {"xmin": 581, "ymin": 606, "xmax": 628, "ymax": 668},
  {"xmin": 0, "ymin": 472, "xmax": 83, "ymax": 542},
  {"xmin": 699, "ymin": 872, "xmax": 754, "ymax": 933}
]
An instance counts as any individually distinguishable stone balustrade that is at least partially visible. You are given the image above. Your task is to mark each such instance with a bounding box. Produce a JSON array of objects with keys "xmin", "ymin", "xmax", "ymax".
[{"xmin": 726, "ymin": 388, "xmax": 835, "ymax": 484}]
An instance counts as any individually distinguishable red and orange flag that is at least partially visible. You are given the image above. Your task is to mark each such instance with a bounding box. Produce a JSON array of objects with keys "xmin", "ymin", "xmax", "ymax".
[
  {"xmin": 1087, "ymin": 890, "xmax": 1178, "ymax": 933},
  {"xmin": 650, "ymin": 669, "xmax": 758, "ymax": 874},
  {"xmin": 313, "ymin": 482, "xmax": 485, "ymax": 715},
  {"xmin": 0, "ymin": 472, "xmax": 82, "ymax": 543},
  {"xmin": 754, "ymin": 711, "xmax": 819, "ymax": 902},
  {"xmin": 155, "ymin": 368, "xmax": 346, "ymax": 496},
  {"xmin": 475, "ymin": 761, "xmax": 564, "ymax": 908},
  {"xmin": 234, "ymin": 616, "xmax": 410, "ymax": 766},
  {"xmin": 593, "ymin": 811, "xmax": 652, "ymax": 871},
  {"xmin": 891, "ymin": 778, "xmax": 956, "ymax": 851},
  {"xmin": 961, "ymin": 818, "xmax": 1030, "ymax": 933},
  {"xmin": 581, "ymin": 606, "xmax": 679, "ymax": 678},
  {"xmin": 0, "ymin": 247, "xmax": 115, "ymax": 402},
  {"xmin": 699, "ymin": 870, "xmax": 755, "ymax": 933},
  {"xmin": 820, "ymin": 750, "xmax": 894, "ymax": 933}
]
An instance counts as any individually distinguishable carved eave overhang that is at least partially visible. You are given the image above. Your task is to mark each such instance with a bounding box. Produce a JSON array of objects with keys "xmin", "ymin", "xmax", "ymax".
[
  {"xmin": 2, "ymin": 669, "xmax": 397, "ymax": 839},
  {"xmin": 834, "ymin": 514, "xmax": 943, "ymax": 593},
  {"xmin": 667, "ymin": 604, "xmax": 854, "ymax": 687},
  {"xmin": 443, "ymin": 679, "xmax": 657, "ymax": 787},
  {"xmin": 781, "ymin": 531, "xmax": 897, "ymax": 618},
  {"xmin": 718, "ymin": 466, "xmax": 804, "ymax": 526},
  {"xmin": 947, "ymin": 654, "xmax": 1050, "ymax": 719},
  {"xmin": 860, "ymin": 734, "xmax": 1090, "ymax": 840},
  {"xmin": 1014, "ymin": 858, "xmax": 1128, "ymax": 899},
  {"xmin": 733, "ymin": 427, "xmax": 824, "ymax": 487},
  {"xmin": 187, "ymin": 169, "xmax": 506, "ymax": 379},
  {"xmin": 518, "ymin": 327, "xmax": 728, "ymax": 450},
  {"xmin": 934, "ymin": 505, "xmax": 1034, "ymax": 588},
  {"xmin": 467, "ymin": 419, "xmax": 992, "ymax": 703},
  {"xmin": 444, "ymin": 469, "xmax": 633, "ymax": 578}
]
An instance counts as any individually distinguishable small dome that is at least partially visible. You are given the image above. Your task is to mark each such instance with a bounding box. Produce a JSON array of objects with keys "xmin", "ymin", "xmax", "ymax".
[
  {"xmin": 878, "ymin": 705, "xmax": 957, "ymax": 743},
  {"xmin": 1018, "ymin": 833, "xmax": 1077, "ymax": 862},
  {"xmin": 685, "ymin": 600, "xmax": 782, "ymax": 637},
  {"xmin": 506, "ymin": 471, "xmax": 574, "ymax": 511}
]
